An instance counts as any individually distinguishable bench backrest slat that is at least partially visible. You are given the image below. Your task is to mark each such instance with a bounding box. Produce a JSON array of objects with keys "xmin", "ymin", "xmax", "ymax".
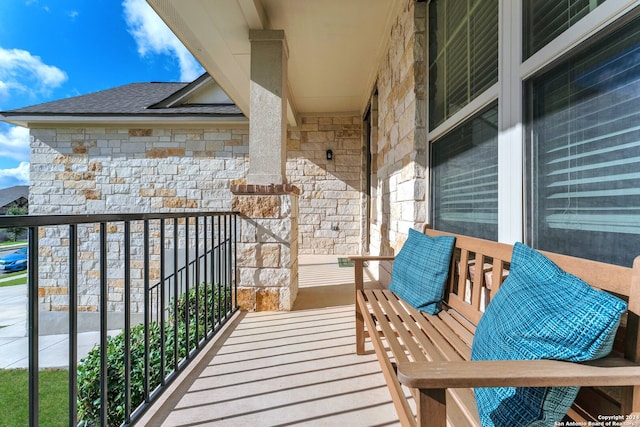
[
  {"xmin": 470, "ymin": 251, "xmax": 484, "ymax": 310},
  {"xmin": 424, "ymin": 227, "xmax": 640, "ymax": 354}
]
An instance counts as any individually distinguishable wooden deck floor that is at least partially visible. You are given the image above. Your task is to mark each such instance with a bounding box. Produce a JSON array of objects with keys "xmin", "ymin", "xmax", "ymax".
[{"xmin": 139, "ymin": 255, "xmax": 400, "ymax": 427}]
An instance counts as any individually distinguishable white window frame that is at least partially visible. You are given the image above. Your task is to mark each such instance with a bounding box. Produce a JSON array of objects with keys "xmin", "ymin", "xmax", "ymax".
[{"xmin": 426, "ymin": 0, "xmax": 640, "ymax": 244}]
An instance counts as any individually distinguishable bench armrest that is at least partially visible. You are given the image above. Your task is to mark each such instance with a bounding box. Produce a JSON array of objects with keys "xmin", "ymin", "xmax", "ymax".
[
  {"xmin": 349, "ymin": 255, "xmax": 394, "ymax": 293},
  {"xmin": 397, "ymin": 359, "xmax": 640, "ymax": 389},
  {"xmin": 351, "ymin": 255, "xmax": 394, "ymax": 355}
]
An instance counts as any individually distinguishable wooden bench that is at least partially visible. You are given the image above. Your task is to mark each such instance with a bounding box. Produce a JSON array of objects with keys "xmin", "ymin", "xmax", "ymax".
[{"xmin": 351, "ymin": 227, "xmax": 640, "ymax": 427}]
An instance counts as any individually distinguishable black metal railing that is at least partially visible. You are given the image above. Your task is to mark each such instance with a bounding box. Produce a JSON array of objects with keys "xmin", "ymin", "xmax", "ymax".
[{"xmin": 0, "ymin": 211, "xmax": 238, "ymax": 427}]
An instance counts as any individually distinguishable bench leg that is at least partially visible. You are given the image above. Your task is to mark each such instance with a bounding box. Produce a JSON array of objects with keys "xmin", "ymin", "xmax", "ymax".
[
  {"xmin": 416, "ymin": 388, "xmax": 446, "ymax": 427},
  {"xmin": 354, "ymin": 259, "xmax": 365, "ymax": 355},
  {"xmin": 630, "ymin": 385, "xmax": 640, "ymax": 413},
  {"xmin": 356, "ymin": 306, "xmax": 365, "ymax": 355}
]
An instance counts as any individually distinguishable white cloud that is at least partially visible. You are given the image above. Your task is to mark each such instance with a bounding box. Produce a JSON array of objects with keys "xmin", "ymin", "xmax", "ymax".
[
  {"xmin": 0, "ymin": 162, "xmax": 29, "ymax": 188},
  {"xmin": 0, "ymin": 126, "xmax": 30, "ymax": 189},
  {"xmin": 0, "ymin": 47, "xmax": 67, "ymax": 101},
  {"xmin": 0, "ymin": 125, "xmax": 30, "ymax": 163},
  {"xmin": 122, "ymin": 0, "xmax": 204, "ymax": 82}
]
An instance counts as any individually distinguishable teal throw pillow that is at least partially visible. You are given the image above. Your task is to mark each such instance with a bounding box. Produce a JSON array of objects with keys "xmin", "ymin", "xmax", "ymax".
[
  {"xmin": 471, "ymin": 242, "xmax": 627, "ymax": 427},
  {"xmin": 389, "ymin": 228, "xmax": 455, "ymax": 315}
]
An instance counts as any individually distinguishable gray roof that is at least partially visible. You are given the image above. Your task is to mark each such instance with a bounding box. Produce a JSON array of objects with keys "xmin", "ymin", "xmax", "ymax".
[
  {"xmin": 0, "ymin": 185, "xmax": 28, "ymax": 208},
  {"xmin": 1, "ymin": 75, "xmax": 244, "ymax": 118}
]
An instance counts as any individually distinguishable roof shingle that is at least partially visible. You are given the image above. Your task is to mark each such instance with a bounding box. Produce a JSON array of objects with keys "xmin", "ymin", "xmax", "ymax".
[
  {"xmin": 1, "ymin": 78, "xmax": 243, "ymax": 117},
  {"xmin": 0, "ymin": 185, "xmax": 28, "ymax": 209}
]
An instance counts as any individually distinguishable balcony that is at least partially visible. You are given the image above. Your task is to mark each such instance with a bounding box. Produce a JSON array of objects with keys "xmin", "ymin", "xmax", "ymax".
[
  {"xmin": 138, "ymin": 255, "xmax": 399, "ymax": 426},
  {"xmin": 0, "ymin": 213, "xmax": 399, "ymax": 426}
]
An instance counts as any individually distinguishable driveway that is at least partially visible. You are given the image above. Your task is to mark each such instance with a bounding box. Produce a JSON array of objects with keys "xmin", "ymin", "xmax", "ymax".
[
  {"xmin": 0, "ymin": 280, "xmax": 122, "ymax": 369},
  {"xmin": 0, "ymin": 282, "xmax": 27, "ymax": 336}
]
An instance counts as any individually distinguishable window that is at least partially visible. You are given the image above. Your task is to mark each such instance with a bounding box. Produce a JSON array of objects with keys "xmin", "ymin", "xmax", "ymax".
[
  {"xmin": 524, "ymin": 0, "xmax": 606, "ymax": 58},
  {"xmin": 428, "ymin": 0, "xmax": 498, "ymax": 129},
  {"xmin": 526, "ymin": 14, "xmax": 640, "ymax": 266},
  {"xmin": 432, "ymin": 104, "xmax": 498, "ymax": 240}
]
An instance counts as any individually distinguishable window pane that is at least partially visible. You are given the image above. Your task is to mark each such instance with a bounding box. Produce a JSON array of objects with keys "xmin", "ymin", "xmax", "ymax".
[
  {"xmin": 429, "ymin": 0, "xmax": 498, "ymax": 129},
  {"xmin": 527, "ymin": 14, "xmax": 640, "ymax": 266},
  {"xmin": 432, "ymin": 104, "xmax": 498, "ymax": 240},
  {"xmin": 524, "ymin": 0, "xmax": 606, "ymax": 58}
]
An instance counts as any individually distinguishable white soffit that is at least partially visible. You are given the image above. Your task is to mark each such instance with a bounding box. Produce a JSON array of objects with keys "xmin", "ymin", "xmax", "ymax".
[{"xmin": 147, "ymin": 0, "xmax": 403, "ymax": 121}]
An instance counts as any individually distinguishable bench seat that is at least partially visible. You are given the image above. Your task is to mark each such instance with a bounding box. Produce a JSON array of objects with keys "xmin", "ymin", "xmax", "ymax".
[
  {"xmin": 352, "ymin": 228, "xmax": 640, "ymax": 427},
  {"xmin": 357, "ymin": 288, "xmax": 480, "ymax": 426}
]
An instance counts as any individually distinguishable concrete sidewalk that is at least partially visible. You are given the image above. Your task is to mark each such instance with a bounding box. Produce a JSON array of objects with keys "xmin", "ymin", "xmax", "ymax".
[{"xmin": 0, "ymin": 283, "xmax": 110, "ymax": 369}]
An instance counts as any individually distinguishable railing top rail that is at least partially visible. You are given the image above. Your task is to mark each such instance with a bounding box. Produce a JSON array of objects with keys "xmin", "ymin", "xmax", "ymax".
[{"xmin": 0, "ymin": 211, "xmax": 239, "ymax": 228}]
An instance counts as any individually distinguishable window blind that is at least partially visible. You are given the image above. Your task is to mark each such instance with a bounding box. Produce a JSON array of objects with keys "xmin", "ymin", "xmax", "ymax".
[
  {"xmin": 528, "ymin": 14, "xmax": 640, "ymax": 265},
  {"xmin": 429, "ymin": 0, "xmax": 498, "ymax": 129},
  {"xmin": 524, "ymin": 0, "xmax": 606, "ymax": 58},
  {"xmin": 432, "ymin": 105, "xmax": 498, "ymax": 240}
]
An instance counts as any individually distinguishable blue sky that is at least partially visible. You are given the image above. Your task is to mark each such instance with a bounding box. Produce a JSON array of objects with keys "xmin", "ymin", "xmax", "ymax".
[{"xmin": 0, "ymin": 0, "xmax": 203, "ymax": 189}]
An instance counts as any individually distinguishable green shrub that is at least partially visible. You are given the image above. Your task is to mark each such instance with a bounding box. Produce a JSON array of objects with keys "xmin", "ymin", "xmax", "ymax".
[
  {"xmin": 173, "ymin": 283, "xmax": 232, "ymax": 338},
  {"xmin": 77, "ymin": 322, "xmax": 167, "ymax": 426},
  {"xmin": 77, "ymin": 283, "xmax": 231, "ymax": 426}
]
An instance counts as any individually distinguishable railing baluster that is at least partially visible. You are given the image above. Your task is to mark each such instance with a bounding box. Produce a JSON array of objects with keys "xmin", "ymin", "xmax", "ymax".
[
  {"xmin": 234, "ymin": 213, "xmax": 238, "ymax": 308},
  {"xmin": 173, "ymin": 218, "xmax": 179, "ymax": 371},
  {"xmin": 124, "ymin": 220, "xmax": 132, "ymax": 424},
  {"xmin": 211, "ymin": 216, "xmax": 217, "ymax": 328},
  {"xmin": 184, "ymin": 217, "xmax": 190, "ymax": 357},
  {"xmin": 224, "ymin": 214, "xmax": 230, "ymax": 318},
  {"xmin": 68, "ymin": 224, "xmax": 78, "ymax": 427},
  {"xmin": 28, "ymin": 226, "xmax": 39, "ymax": 427},
  {"xmin": 143, "ymin": 219, "xmax": 150, "ymax": 402},
  {"xmin": 228, "ymin": 215, "xmax": 232, "ymax": 314},
  {"xmin": 99, "ymin": 222, "xmax": 108, "ymax": 427},
  {"xmin": 195, "ymin": 216, "xmax": 200, "ymax": 346},
  {"xmin": 160, "ymin": 218, "xmax": 166, "ymax": 385},
  {"xmin": 217, "ymin": 216, "xmax": 222, "ymax": 328},
  {"xmin": 203, "ymin": 216, "xmax": 209, "ymax": 336}
]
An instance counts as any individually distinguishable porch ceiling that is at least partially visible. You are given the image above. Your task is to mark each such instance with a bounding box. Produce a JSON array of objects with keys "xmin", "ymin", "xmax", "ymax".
[{"xmin": 146, "ymin": 0, "xmax": 404, "ymax": 124}]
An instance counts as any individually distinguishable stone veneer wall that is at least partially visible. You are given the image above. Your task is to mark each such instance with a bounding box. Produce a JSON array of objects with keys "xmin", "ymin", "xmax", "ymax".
[
  {"xmin": 29, "ymin": 126, "xmax": 249, "ymax": 327},
  {"xmin": 286, "ymin": 115, "xmax": 363, "ymax": 254},
  {"xmin": 371, "ymin": 0, "xmax": 427, "ymax": 285},
  {"xmin": 232, "ymin": 184, "xmax": 299, "ymax": 311},
  {"xmin": 30, "ymin": 126, "xmax": 249, "ymax": 214}
]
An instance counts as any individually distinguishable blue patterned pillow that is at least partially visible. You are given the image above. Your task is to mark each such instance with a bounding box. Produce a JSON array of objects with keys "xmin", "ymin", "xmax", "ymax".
[
  {"xmin": 471, "ymin": 242, "xmax": 627, "ymax": 427},
  {"xmin": 389, "ymin": 228, "xmax": 455, "ymax": 315}
]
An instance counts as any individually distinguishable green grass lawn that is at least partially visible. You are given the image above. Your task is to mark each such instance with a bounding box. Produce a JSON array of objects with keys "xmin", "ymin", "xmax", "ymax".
[
  {"xmin": 0, "ymin": 369, "xmax": 69, "ymax": 427},
  {"xmin": 0, "ymin": 270, "xmax": 28, "ymax": 287},
  {"xmin": 0, "ymin": 240, "xmax": 27, "ymax": 248}
]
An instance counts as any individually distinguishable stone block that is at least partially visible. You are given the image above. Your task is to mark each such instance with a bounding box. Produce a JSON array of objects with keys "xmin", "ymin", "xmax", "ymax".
[
  {"xmin": 317, "ymin": 180, "xmax": 347, "ymax": 191},
  {"xmin": 256, "ymin": 289, "xmax": 280, "ymax": 311},
  {"xmin": 237, "ymin": 287, "xmax": 256, "ymax": 311},
  {"xmin": 256, "ymin": 219, "xmax": 291, "ymax": 243},
  {"xmin": 279, "ymin": 285, "xmax": 297, "ymax": 311},
  {"xmin": 307, "ymin": 131, "xmax": 335, "ymax": 143},
  {"xmin": 158, "ymin": 164, "xmax": 178, "ymax": 175},
  {"xmin": 232, "ymin": 195, "xmax": 279, "ymax": 218},
  {"xmin": 129, "ymin": 129, "xmax": 152, "ymax": 137},
  {"xmin": 257, "ymin": 244, "xmax": 281, "ymax": 268},
  {"xmin": 303, "ymin": 163, "xmax": 327, "ymax": 177},
  {"xmin": 257, "ymin": 268, "xmax": 290, "ymax": 287}
]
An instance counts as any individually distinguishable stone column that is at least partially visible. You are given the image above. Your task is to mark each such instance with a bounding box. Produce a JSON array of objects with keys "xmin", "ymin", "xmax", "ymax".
[
  {"xmin": 231, "ymin": 184, "xmax": 299, "ymax": 311},
  {"xmin": 248, "ymin": 29, "xmax": 289, "ymax": 185}
]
